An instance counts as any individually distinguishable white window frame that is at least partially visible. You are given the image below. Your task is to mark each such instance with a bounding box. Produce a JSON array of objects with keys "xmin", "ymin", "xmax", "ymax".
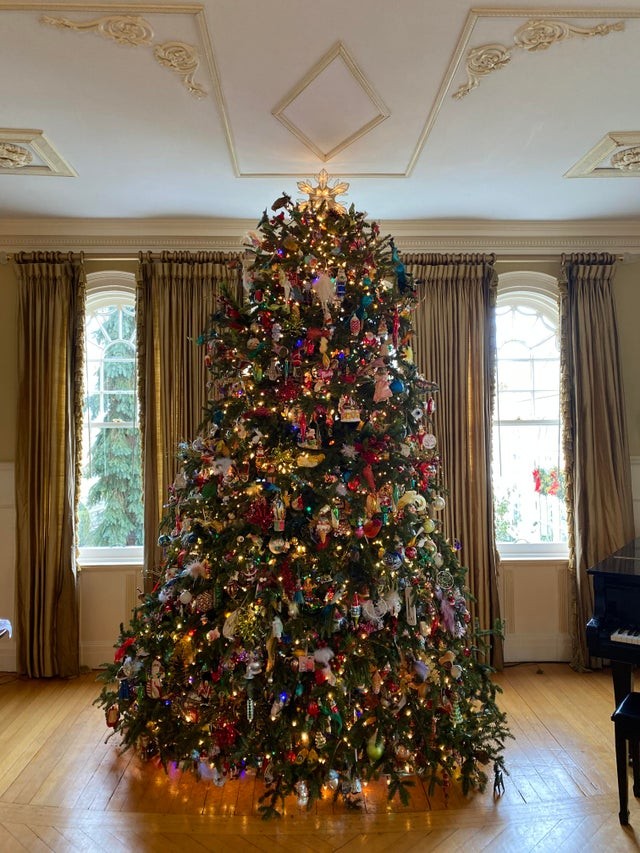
[
  {"xmin": 79, "ymin": 271, "xmax": 143, "ymax": 567},
  {"xmin": 494, "ymin": 271, "xmax": 568, "ymax": 560}
]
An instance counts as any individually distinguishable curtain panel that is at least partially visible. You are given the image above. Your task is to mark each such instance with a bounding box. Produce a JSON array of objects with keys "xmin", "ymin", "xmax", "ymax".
[
  {"xmin": 406, "ymin": 253, "xmax": 502, "ymax": 667},
  {"xmin": 14, "ymin": 252, "xmax": 85, "ymax": 678},
  {"xmin": 136, "ymin": 251, "xmax": 243, "ymax": 587},
  {"xmin": 560, "ymin": 253, "xmax": 635, "ymax": 669}
]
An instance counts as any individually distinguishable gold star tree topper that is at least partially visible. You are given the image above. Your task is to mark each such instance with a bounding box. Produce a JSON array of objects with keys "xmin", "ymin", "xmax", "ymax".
[{"xmin": 297, "ymin": 169, "xmax": 350, "ymax": 214}]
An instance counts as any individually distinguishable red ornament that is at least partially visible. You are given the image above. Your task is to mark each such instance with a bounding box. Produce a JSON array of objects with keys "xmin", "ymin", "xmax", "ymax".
[
  {"xmin": 362, "ymin": 518, "xmax": 382, "ymax": 538},
  {"xmin": 362, "ymin": 464, "xmax": 376, "ymax": 492},
  {"xmin": 246, "ymin": 498, "xmax": 274, "ymax": 532},
  {"xmin": 114, "ymin": 636, "xmax": 135, "ymax": 662}
]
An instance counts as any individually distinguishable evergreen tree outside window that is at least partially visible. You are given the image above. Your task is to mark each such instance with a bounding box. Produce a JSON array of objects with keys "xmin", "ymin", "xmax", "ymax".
[
  {"xmin": 78, "ymin": 272, "xmax": 143, "ymax": 564},
  {"xmin": 493, "ymin": 271, "xmax": 568, "ymax": 557}
]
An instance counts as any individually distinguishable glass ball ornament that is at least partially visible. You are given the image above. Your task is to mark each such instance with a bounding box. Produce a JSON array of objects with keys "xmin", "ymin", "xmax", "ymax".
[
  {"xmin": 295, "ymin": 780, "xmax": 309, "ymax": 807},
  {"xmin": 367, "ymin": 732, "xmax": 385, "ymax": 760}
]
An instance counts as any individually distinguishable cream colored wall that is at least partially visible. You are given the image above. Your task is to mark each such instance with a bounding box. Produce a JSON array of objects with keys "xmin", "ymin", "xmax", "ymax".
[
  {"xmin": 614, "ymin": 262, "xmax": 640, "ymax": 457},
  {"xmin": 0, "ymin": 263, "xmax": 18, "ymax": 462}
]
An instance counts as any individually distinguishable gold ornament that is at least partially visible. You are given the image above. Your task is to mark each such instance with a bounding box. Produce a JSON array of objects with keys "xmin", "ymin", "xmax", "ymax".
[{"xmin": 297, "ymin": 169, "xmax": 349, "ymax": 215}]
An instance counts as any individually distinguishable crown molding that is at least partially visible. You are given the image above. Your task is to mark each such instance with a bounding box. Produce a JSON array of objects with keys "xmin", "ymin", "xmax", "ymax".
[{"xmin": 0, "ymin": 216, "xmax": 639, "ymax": 257}]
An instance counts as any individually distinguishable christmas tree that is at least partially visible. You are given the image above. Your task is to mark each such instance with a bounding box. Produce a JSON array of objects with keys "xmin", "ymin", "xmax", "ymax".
[{"xmin": 97, "ymin": 171, "xmax": 509, "ymax": 817}]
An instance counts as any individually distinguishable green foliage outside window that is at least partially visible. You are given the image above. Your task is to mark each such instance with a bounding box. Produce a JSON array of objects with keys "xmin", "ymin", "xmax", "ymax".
[{"xmin": 79, "ymin": 302, "xmax": 143, "ymax": 548}]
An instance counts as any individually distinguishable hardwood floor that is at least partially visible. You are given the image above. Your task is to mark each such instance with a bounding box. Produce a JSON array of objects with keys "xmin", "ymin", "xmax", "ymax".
[{"xmin": 0, "ymin": 663, "xmax": 638, "ymax": 852}]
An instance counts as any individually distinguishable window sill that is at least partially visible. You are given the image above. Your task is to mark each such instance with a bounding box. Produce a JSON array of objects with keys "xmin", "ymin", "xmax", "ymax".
[
  {"xmin": 78, "ymin": 547, "xmax": 143, "ymax": 568},
  {"xmin": 497, "ymin": 544, "xmax": 568, "ymax": 561}
]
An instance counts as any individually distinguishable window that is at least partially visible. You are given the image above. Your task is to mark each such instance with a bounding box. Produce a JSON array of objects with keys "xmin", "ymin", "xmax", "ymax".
[
  {"xmin": 78, "ymin": 272, "xmax": 143, "ymax": 564},
  {"xmin": 493, "ymin": 272, "xmax": 568, "ymax": 557}
]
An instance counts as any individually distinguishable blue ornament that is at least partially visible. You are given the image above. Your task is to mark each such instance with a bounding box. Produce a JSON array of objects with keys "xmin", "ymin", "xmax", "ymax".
[
  {"xmin": 383, "ymin": 551, "xmax": 403, "ymax": 569},
  {"xmin": 390, "ymin": 378, "xmax": 405, "ymax": 393}
]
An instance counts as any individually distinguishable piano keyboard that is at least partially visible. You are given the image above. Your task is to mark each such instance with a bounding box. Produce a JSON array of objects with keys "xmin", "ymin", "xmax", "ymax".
[{"xmin": 610, "ymin": 628, "xmax": 640, "ymax": 645}]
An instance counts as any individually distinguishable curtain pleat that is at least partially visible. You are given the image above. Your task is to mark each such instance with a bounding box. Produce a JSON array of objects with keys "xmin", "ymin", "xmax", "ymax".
[
  {"xmin": 136, "ymin": 251, "xmax": 242, "ymax": 588},
  {"xmin": 14, "ymin": 252, "xmax": 85, "ymax": 678},
  {"xmin": 407, "ymin": 253, "xmax": 502, "ymax": 667},
  {"xmin": 560, "ymin": 253, "xmax": 635, "ymax": 669}
]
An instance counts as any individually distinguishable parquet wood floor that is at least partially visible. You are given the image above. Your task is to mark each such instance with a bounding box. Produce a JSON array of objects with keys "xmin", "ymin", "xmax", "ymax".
[{"xmin": 0, "ymin": 664, "xmax": 638, "ymax": 852}]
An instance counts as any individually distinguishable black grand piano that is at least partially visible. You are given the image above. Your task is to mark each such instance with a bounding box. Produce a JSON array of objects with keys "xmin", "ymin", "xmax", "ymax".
[{"xmin": 587, "ymin": 537, "xmax": 640, "ymax": 706}]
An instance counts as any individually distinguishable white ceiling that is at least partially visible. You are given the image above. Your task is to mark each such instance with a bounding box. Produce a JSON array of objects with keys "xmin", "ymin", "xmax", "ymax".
[{"xmin": 2, "ymin": 1, "xmax": 640, "ymax": 232}]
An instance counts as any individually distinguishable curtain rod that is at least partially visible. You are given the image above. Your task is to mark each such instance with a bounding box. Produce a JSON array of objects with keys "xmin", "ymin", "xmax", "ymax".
[
  {"xmin": 2, "ymin": 251, "xmax": 637, "ymax": 265},
  {"xmin": 0, "ymin": 251, "xmax": 244, "ymax": 264}
]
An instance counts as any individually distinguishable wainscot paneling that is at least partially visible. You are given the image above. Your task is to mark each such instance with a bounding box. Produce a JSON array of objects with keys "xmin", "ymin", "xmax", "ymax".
[
  {"xmin": 499, "ymin": 558, "xmax": 571, "ymax": 663},
  {"xmin": 79, "ymin": 564, "xmax": 143, "ymax": 670}
]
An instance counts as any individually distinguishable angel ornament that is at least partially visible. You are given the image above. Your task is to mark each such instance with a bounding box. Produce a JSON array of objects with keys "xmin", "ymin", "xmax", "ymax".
[
  {"xmin": 313, "ymin": 271, "xmax": 334, "ymax": 320},
  {"xmin": 373, "ymin": 366, "xmax": 393, "ymax": 403}
]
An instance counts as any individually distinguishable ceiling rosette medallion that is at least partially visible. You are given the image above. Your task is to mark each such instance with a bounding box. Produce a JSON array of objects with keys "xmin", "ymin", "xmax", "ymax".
[
  {"xmin": 566, "ymin": 132, "xmax": 640, "ymax": 178},
  {"xmin": 0, "ymin": 143, "xmax": 33, "ymax": 169},
  {"xmin": 454, "ymin": 18, "xmax": 625, "ymax": 99},
  {"xmin": 611, "ymin": 146, "xmax": 640, "ymax": 172},
  {"xmin": 0, "ymin": 129, "xmax": 76, "ymax": 177},
  {"xmin": 40, "ymin": 14, "xmax": 207, "ymax": 98}
]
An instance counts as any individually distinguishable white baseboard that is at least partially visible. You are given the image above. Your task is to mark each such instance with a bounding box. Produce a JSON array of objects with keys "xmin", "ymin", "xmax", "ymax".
[{"xmin": 80, "ymin": 640, "xmax": 116, "ymax": 671}]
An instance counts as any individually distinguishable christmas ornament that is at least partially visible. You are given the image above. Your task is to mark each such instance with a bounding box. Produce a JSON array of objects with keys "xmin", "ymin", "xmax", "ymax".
[{"xmin": 367, "ymin": 731, "xmax": 385, "ymax": 761}]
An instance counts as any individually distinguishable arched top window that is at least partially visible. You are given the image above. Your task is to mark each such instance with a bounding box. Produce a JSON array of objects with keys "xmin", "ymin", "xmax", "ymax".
[
  {"xmin": 78, "ymin": 271, "xmax": 143, "ymax": 565},
  {"xmin": 493, "ymin": 271, "xmax": 568, "ymax": 557}
]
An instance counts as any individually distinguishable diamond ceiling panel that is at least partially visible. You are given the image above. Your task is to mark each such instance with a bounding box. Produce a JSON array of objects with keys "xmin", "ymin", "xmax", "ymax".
[{"xmin": 272, "ymin": 42, "xmax": 389, "ymax": 162}]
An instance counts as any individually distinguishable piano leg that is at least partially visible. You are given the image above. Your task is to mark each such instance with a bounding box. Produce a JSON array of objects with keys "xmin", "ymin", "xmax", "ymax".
[
  {"xmin": 611, "ymin": 660, "xmax": 634, "ymax": 708},
  {"xmin": 615, "ymin": 730, "xmax": 630, "ymax": 825}
]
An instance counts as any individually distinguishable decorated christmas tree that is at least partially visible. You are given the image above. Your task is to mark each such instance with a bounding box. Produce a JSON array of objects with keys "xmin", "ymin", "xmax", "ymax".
[{"xmin": 97, "ymin": 171, "xmax": 509, "ymax": 817}]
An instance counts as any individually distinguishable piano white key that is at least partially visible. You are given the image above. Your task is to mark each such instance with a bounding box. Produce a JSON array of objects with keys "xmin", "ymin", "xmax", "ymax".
[{"xmin": 610, "ymin": 629, "xmax": 640, "ymax": 644}]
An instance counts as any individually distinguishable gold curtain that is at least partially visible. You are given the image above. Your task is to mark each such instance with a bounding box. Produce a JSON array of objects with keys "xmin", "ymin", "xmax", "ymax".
[
  {"xmin": 136, "ymin": 251, "xmax": 243, "ymax": 587},
  {"xmin": 560, "ymin": 253, "xmax": 635, "ymax": 669},
  {"xmin": 407, "ymin": 253, "xmax": 502, "ymax": 667},
  {"xmin": 14, "ymin": 252, "xmax": 85, "ymax": 678}
]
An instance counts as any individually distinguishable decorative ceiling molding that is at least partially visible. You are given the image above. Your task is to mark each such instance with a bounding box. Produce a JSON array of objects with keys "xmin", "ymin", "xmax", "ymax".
[
  {"xmin": 405, "ymin": 7, "xmax": 640, "ymax": 177},
  {"xmin": 0, "ymin": 143, "xmax": 33, "ymax": 169},
  {"xmin": 40, "ymin": 12, "xmax": 207, "ymax": 98},
  {"xmin": 565, "ymin": 131, "xmax": 640, "ymax": 177},
  {"xmin": 612, "ymin": 146, "xmax": 640, "ymax": 171},
  {"xmin": 272, "ymin": 41, "xmax": 390, "ymax": 163},
  {"xmin": 2, "ymin": 217, "xmax": 640, "ymax": 257},
  {"xmin": 453, "ymin": 18, "xmax": 625, "ymax": 99},
  {"xmin": 0, "ymin": 128, "xmax": 76, "ymax": 176},
  {"xmin": 40, "ymin": 13, "xmax": 153, "ymax": 45}
]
